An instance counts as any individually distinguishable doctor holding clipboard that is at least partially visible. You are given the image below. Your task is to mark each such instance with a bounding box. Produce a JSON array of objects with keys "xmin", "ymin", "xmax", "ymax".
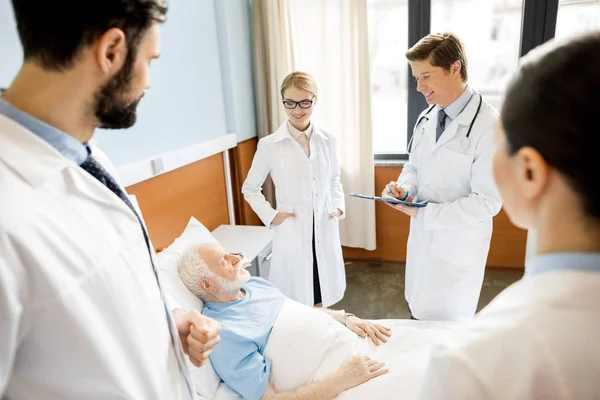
[{"xmin": 382, "ymin": 33, "xmax": 502, "ymax": 321}]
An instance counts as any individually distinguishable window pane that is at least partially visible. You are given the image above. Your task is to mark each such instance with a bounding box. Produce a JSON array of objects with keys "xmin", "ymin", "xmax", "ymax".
[
  {"xmin": 431, "ymin": 0, "xmax": 524, "ymax": 112},
  {"xmin": 367, "ymin": 0, "xmax": 409, "ymax": 154},
  {"xmin": 555, "ymin": 0, "xmax": 600, "ymax": 40}
]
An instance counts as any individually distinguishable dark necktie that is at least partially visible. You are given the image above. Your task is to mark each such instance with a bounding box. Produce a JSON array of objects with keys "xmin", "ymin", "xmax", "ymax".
[
  {"xmin": 79, "ymin": 154, "xmax": 137, "ymax": 215},
  {"xmin": 436, "ymin": 109, "xmax": 447, "ymax": 142},
  {"xmin": 79, "ymin": 153, "xmax": 156, "ymax": 262},
  {"xmin": 79, "ymin": 150, "xmax": 194, "ymax": 397}
]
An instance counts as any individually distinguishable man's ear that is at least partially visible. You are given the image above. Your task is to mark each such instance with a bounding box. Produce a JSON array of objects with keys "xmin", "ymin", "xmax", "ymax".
[
  {"xmin": 95, "ymin": 28, "xmax": 127, "ymax": 75},
  {"xmin": 452, "ymin": 60, "xmax": 461, "ymax": 77},
  {"xmin": 199, "ymin": 278, "xmax": 213, "ymax": 293}
]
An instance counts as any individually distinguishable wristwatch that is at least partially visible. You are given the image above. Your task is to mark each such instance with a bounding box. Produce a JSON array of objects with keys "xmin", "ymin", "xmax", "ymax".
[{"xmin": 341, "ymin": 313, "xmax": 355, "ymax": 326}]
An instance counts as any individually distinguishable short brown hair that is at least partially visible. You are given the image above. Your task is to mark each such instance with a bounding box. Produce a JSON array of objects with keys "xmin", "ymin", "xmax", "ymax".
[
  {"xmin": 405, "ymin": 32, "xmax": 468, "ymax": 82},
  {"xmin": 280, "ymin": 71, "xmax": 318, "ymax": 100}
]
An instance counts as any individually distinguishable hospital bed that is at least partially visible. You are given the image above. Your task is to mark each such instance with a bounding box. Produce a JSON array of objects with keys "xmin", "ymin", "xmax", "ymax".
[{"xmin": 156, "ymin": 217, "xmax": 463, "ymax": 400}]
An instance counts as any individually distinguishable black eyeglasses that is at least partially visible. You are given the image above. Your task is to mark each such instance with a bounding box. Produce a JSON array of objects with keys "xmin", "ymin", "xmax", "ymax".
[{"xmin": 282, "ymin": 98, "xmax": 314, "ymax": 109}]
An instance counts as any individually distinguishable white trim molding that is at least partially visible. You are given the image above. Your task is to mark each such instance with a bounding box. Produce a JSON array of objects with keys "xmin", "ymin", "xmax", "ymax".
[
  {"xmin": 117, "ymin": 133, "xmax": 237, "ymax": 187},
  {"xmin": 222, "ymin": 150, "xmax": 236, "ymax": 225}
]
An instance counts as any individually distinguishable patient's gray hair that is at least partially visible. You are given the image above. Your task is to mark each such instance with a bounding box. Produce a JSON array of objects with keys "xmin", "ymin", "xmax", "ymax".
[{"xmin": 178, "ymin": 244, "xmax": 213, "ymax": 299}]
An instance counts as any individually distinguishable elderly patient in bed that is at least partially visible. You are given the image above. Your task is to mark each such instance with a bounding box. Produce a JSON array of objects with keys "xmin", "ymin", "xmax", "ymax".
[{"xmin": 178, "ymin": 243, "xmax": 392, "ymax": 400}]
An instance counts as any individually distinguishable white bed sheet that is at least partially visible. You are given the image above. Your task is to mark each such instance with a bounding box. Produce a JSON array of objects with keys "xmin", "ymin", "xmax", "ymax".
[
  {"xmin": 212, "ymin": 382, "xmax": 242, "ymax": 400},
  {"xmin": 210, "ymin": 317, "xmax": 461, "ymax": 400},
  {"xmin": 335, "ymin": 318, "xmax": 460, "ymax": 400}
]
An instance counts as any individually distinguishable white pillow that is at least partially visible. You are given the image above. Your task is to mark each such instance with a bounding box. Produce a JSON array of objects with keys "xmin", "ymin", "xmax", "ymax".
[{"xmin": 156, "ymin": 217, "xmax": 222, "ymax": 400}]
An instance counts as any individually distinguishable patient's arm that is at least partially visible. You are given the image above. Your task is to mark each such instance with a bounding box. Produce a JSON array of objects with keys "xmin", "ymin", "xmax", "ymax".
[
  {"xmin": 319, "ymin": 309, "xmax": 392, "ymax": 346},
  {"xmin": 320, "ymin": 308, "xmax": 344, "ymax": 323},
  {"xmin": 261, "ymin": 355, "xmax": 387, "ymax": 400}
]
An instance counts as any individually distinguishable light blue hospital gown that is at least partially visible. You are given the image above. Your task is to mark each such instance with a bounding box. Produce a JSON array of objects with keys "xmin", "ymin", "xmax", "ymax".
[{"xmin": 203, "ymin": 277, "xmax": 286, "ymax": 400}]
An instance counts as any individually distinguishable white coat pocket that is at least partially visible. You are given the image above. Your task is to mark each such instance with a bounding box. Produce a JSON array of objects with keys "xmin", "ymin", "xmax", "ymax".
[
  {"xmin": 428, "ymin": 148, "xmax": 474, "ymax": 202},
  {"xmin": 277, "ymin": 203, "xmax": 294, "ymax": 212}
]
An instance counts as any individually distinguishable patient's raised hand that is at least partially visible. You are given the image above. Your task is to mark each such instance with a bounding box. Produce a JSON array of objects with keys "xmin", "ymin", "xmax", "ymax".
[
  {"xmin": 345, "ymin": 317, "xmax": 392, "ymax": 346},
  {"xmin": 173, "ymin": 308, "xmax": 222, "ymax": 367}
]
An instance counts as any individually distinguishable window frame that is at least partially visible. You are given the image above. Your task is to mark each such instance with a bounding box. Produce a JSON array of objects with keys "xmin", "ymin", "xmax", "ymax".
[{"xmin": 372, "ymin": 0, "xmax": 559, "ymax": 161}]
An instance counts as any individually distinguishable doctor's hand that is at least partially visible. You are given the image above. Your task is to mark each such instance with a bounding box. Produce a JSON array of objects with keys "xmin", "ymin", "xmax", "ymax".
[
  {"xmin": 272, "ymin": 212, "xmax": 296, "ymax": 226},
  {"xmin": 173, "ymin": 308, "xmax": 221, "ymax": 367},
  {"xmin": 382, "ymin": 181, "xmax": 405, "ymax": 199},
  {"xmin": 345, "ymin": 317, "xmax": 392, "ymax": 346},
  {"xmin": 329, "ymin": 209, "xmax": 343, "ymax": 219}
]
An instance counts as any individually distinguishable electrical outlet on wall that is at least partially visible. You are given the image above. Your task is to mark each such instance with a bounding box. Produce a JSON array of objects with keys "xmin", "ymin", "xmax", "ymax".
[{"xmin": 151, "ymin": 158, "xmax": 164, "ymax": 175}]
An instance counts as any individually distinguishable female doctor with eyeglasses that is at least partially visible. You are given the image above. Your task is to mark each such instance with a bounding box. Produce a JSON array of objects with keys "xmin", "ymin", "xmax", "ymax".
[{"xmin": 242, "ymin": 71, "xmax": 346, "ymax": 308}]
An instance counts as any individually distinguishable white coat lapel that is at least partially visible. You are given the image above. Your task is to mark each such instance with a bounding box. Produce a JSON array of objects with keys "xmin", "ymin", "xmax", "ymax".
[
  {"xmin": 408, "ymin": 112, "xmax": 434, "ymax": 155},
  {"xmin": 434, "ymin": 92, "xmax": 479, "ymax": 150},
  {"xmin": 1, "ymin": 114, "xmax": 136, "ymax": 219},
  {"xmin": 271, "ymin": 121, "xmax": 292, "ymax": 143},
  {"xmin": 0, "ymin": 115, "xmax": 70, "ymax": 188},
  {"xmin": 434, "ymin": 118, "xmax": 461, "ymax": 150},
  {"xmin": 67, "ymin": 162, "xmax": 140, "ymax": 220},
  {"xmin": 309, "ymin": 125, "xmax": 329, "ymax": 161},
  {"xmin": 416, "ymin": 114, "xmax": 437, "ymax": 154}
]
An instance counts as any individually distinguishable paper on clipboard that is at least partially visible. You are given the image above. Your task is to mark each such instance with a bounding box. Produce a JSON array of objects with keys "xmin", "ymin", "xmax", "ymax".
[{"xmin": 349, "ymin": 193, "xmax": 428, "ymax": 208}]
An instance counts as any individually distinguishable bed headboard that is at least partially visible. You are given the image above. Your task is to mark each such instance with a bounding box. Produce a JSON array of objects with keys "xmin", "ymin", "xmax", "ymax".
[{"xmin": 126, "ymin": 152, "xmax": 231, "ymax": 251}]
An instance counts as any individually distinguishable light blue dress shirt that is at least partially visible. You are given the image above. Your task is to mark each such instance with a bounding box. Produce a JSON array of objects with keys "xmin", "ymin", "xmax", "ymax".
[
  {"xmin": 0, "ymin": 96, "xmax": 87, "ymax": 164},
  {"xmin": 203, "ymin": 277, "xmax": 286, "ymax": 400},
  {"xmin": 437, "ymin": 85, "xmax": 474, "ymax": 126},
  {"xmin": 526, "ymin": 252, "xmax": 600, "ymax": 276}
]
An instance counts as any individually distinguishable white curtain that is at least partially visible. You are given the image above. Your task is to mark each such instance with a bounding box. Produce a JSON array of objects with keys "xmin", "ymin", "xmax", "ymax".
[
  {"xmin": 251, "ymin": 0, "xmax": 297, "ymax": 206},
  {"xmin": 251, "ymin": 0, "xmax": 377, "ymax": 250},
  {"xmin": 289, "ymin": 0, "xmax": 377, "ymax": 250}
]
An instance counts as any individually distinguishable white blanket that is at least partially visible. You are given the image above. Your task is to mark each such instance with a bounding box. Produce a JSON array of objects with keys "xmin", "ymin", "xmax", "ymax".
[
  {"xmin": 262, "ymin": 299, "xmax": 460, "ymax": 399},
  {"xmin": 212, "ymin": 299, "xmax": 460, "ymax": 399}
]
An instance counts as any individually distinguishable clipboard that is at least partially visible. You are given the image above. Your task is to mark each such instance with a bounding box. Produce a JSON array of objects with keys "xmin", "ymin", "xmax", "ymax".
[{"xmin": 349, "ymin": 193, "xmax": 428, "ymax": 208}]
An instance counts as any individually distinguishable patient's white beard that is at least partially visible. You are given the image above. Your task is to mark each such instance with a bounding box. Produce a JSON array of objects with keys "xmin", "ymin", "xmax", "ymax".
[{"xmin": 215, "ymin": 266, "xmax": 251, "ymax": 294}]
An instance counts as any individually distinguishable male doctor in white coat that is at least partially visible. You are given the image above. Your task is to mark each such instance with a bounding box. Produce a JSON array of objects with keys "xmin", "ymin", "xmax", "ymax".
[
  {"xmin": 383, "ymin": 32, "xmax": 502, "ymax": 321},
  {"xmin": 0, "ymin": 1, "xmax": 220, "ymax": 399},
  {"xmin": 419, "ymin": 31, "xmax": 600, "ymax": 400}
]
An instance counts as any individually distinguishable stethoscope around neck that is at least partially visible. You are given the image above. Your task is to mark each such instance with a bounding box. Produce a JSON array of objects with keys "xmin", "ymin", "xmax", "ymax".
[{"xmin": 407, "ymin": 93, "xmax": 483, "ymax": 155}]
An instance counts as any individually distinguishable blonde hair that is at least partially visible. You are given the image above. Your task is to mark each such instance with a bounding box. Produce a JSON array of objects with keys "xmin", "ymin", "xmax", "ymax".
[
  {"xmin": 406, "ymin": 32, "xmax": 468, "ymax": 82},
  {"xmin": 280, "ymin": 71, "xmax": 318, "ymax": 100}
]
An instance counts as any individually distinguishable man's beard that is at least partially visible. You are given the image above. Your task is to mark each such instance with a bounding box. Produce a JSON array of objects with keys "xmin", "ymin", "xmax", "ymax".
[
  {"xmin": 93, "ymin": 55, "xmax": 143, "ymax": 130},
  {"xmin": 217, "ymin": 267, "xmax": 251, "ymax": 293}
]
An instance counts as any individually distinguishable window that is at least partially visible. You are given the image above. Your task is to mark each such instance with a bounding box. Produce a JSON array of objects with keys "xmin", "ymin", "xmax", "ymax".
[
  {"xmin": 367, "ymin": 0, "xmax": 579, "ymax": 159},
  {"xmin": 367, "ymin": 0, "xmax": 409, "ymax": 154},
  {"xmin": 431, "ymin": 0, "xmax": 524, "ymax": 112},
  {"xmin": 555, "ymin": 0, "xmax": 600, "ymax": 40}
]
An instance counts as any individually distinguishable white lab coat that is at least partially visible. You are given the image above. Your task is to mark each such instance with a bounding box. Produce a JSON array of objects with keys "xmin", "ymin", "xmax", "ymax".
[
  {"xmin": 419, "ymin": 268, "xmax": 600, "ymax": 399},
  {"xmin": 0, "ymin": 115, "xmax": 192, "ymax": 399},
  {"xmin": 397, "ymin": 89, "xmax": 502, "ymax": 320},
  {"xmin": 242, "ymin": 122, "xmax": 346, "ymax": 307}
]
